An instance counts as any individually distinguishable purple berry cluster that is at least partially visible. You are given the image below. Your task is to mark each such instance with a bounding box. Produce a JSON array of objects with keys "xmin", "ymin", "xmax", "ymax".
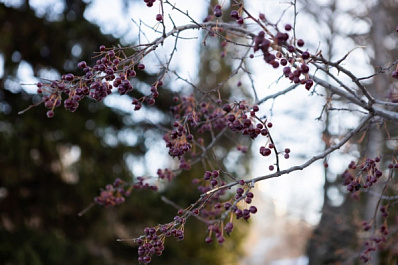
[
  {"xmin": 136, "ymin": 220, "xmax": 185, "ymax": 264},
  {"xmin": 251, "ymin": 28, "xmax": 314, "ymax": 90},
  {"xmin": 94, "ymin": 178, "xmax": 129, "ymax": 206},
  {"xmin": 360, "ymin": 206, "xmax": 390, "ymax": 263},
  {"xmin": 230, "ymin": 9, "xmax": 244, "ymax": 24},
  {"xmin": 202, "ymin": 183, "xmax": 258, "ymax": 245},
  {"xmin": 233, "ymin": 185, "xmax": 257, "ymax": 220},
  {"xmin": 156, "ymin": 168, "xmax": 175, "ymax": 181},
  {"xmin": 206, "ymin": 223, "xmax": 225, "ymax": 244},
  {"xmin": 35, "ymin": 44, "xmax": 156, "ymax": 117},
  {"xmin": 222, "ymin": 102, "xmax": 290, "ymax": 166},
  {"xmin": 341, "ymin": 157, "xmax": 389, "ymax": 193},
  {"xmin": 222, "ymin": 102, "xmax": 266, "ymax": 138},
  {"xmin": 202, "ymin": 170, "xmax": 223, "ymax": 188},
  {"xmin": 132, "ymin": 177, "xmax": 158, "ymax": 191},
  {"xmin": 196, "ymin": 173, "xmax": 228, "ymax": 219},
  {"xmin": 164, "ymin": 95, "xmax": 231, "ymax": 161},
  {"xmin": 94, "ymin": 176, "xmax": 159, "ymax": 207},
  {"xmin": 163, "ymin": 122, "xmax": 193, "ymax": 158}
]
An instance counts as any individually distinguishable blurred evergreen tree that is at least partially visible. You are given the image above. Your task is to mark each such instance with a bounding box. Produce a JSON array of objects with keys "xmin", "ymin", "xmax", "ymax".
[{"xmin": 0, "ymin": 1, "xmax": 248, "ymax": 264}]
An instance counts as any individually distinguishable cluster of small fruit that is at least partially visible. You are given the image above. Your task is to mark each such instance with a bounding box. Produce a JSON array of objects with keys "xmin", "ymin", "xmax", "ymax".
[
  {"xmin": 202, "ymin": 182, "xmax": 258, "ymax": 244},
  {"xmin": 204, "ymin": 5, "xmax": 315, "ymax": 90},
  {"xmin": 37, "ymin": 75, "xmax": 86, "ymax": 117},
  {"xmin": 94, "ymin": 178, "xmax": 130, "ymax": 206},
  {"xmin": 156, "ymin": 168, "xmax": 175, "ymax": 181},
  {"xmin": 222, "ymin": 101, "xmax": 289, "ymax": 166},
  {"xmin": 230, "ymin": 8, "xmax": 244, "ymax": 24},
  {"xmin": 37, "ymin": 44, "xmax": 155, "ymax": 117},
  {"xmin": 341, "ymin": 157, "xmax": 391, "ymax": 193},
  {"xmin": 360, "ymin": 205, "xmax": 390, "ymax": 263},
  {"xmin": 136, "ymin": 220, "xmax": 185, "ymax": 264},
  {"xmin": 165, "ymin": 95, "xmax": 228, "ymax": 159},
  {"xmin": 222, "ymin": 102, "xmax": 267, "ymax": 138},
  {"xmin": 194, "ymin": 171, "xmax": 229, "ymax": 220},
  {"xmin": 162, "ymin": 121, "xmax": 194, "ymax": 158},
  {"xmin": 205, "ymin": 223, "xmax": 227, "ymax": 244},
  {"xmin": 132, "ymin": 81, "xmax": 161, "ymax": 111},
  {"xmin": 94, "ymin": 176, "xmax": 158, "ymax": 207},
  {"xmin": 251, "ymin": 27, "xmax": 314, "ymax": 90}
]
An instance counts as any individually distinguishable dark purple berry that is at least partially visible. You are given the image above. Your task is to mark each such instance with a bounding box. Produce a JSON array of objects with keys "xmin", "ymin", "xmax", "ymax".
[
  {"xmin": 156, "ymin": 14, "xmax": 163, "ymax": 21},
  {"xmin": 78, "ymin": 61, "xmax": 87, "ymax": 69},
  {"xmin": 287, "ymin": 45, "xmax": 295, "ymax": 53},
  {"xmin": 260, "ymin": 146, "xmax": 271, "ymax": 156},
  {"xmin": 222, "ymin": 104, "xmax": 232, "ymax": 112},
  {"xmin": 46, "ymin": 110, "xmax": 54, "ymax": 118},
  {"xmin": 214, "ymin": 5, "xmax": 222, "ymax": 17},
  {"xmin": 297, "ymin": 39, "xmax": 305, "ymax": 47},
  {"xmin": 249, "ymin": 206, "xmax": 257, "ymax": 214},
  {"xmin": 305, "ymin": 79, "xmax": 314, "ymax": 90},
  {"xmin": 225, "ymin": 222, "xmax": 234, "ymax": 234},
  {"xmin": 230, "ymin": 10, "xmax": 239, "ymax": 19},
  {"xmin": 302, "ymin": 51, "xmax": 310, "ymax": 60},
  {"xmin": 301, "ymin": 64, "xmax": 309, "ymax": 73}
]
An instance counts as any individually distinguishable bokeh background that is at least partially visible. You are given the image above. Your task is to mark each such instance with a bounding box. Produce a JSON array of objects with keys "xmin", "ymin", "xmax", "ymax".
[{"xmin": 1, "ymin": 0, "xmax": 398, "ymax": 264}]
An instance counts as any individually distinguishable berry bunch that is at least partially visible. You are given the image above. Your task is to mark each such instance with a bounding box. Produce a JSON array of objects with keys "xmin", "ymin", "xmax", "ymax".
[
  {"xmin": 230, "ymin": 9, "xmax": 244, "ymax": 24},
  {"xmin": 206, "ymin": 223, "xmax": 225, "ymax": 244},
  {"xmin": 136, "ymin": 221, "xmax": 184, "ymax": 264},
  {"xmin": 201, "ymin": 183, "xmax": 258, "ymax": 246},
  {"xmin": 360, "ymin": 206, "xmax": 390, "ymax": 263},
  {"xmin": 35, "ymin": 44, "xmax": 156, "ymax": 117},
  {"xmin": 156, "ymin": 168, "xmax": 175, "ymax": 181},
  {"xmin": 196, "ymin": 174, "xmax": 228, "ymax": 219},
  {"xmin": 94, "ymin": 176, "xmax": 159, "ymax": 207},
  {"xmin": 341, "ymin": 157, "xmax": 389, "ymax": 193},
  {"xmin": 233, "ymin": 184, "xmax": 257, "ymax": 220},
  {"xmin": 164, "ymin": 96, "xmax": 235, "ymax": 161},
  {"xmin": 222, "ymin": 102, "xmax": 266, "ymax": 138},
  {"xmin": 94, "ymin": 178, "xmax": 129, "ymax": 206},
  {"xmin": 222, "ymin": 102, "xmax": 288, "ymax": 168},
  {"xmin": 132, "ymin": 176, "xmax": 158, "ymax": 191},
  {"xmin": 163, "ymin": 122, "xmax": 193, "ymax": 158},
  {"xmin": 251, "ymin": 29, "xmax": 314, "ymax": 90}
]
